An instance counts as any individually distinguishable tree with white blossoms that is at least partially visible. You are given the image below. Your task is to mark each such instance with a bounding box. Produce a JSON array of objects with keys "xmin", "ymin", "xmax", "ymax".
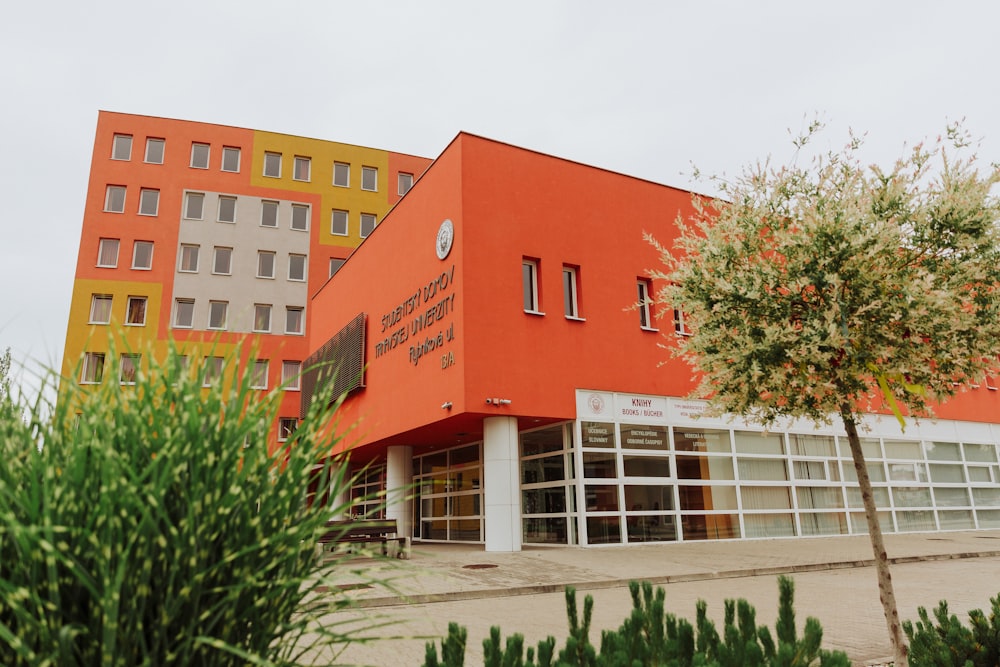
[{"xmin": 649, "ymin": 123, "xmax": 1000, "ymax": 666}]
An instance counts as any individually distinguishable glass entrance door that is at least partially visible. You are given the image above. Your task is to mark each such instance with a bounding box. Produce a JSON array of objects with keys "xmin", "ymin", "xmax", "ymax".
[{"xmin": 413, "ymin": 443, "xmax": 483, "ymax": 542}]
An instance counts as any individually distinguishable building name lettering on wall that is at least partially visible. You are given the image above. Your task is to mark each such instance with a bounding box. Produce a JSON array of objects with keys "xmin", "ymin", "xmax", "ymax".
[{"xmin": 375, "ymin": 264, "xmax": 458, "ymax": 369}]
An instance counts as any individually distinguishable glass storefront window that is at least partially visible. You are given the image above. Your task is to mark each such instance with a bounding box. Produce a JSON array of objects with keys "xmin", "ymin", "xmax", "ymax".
[
  {"xmin": 841, "ymin": 461, "xmax": 886, "ymax": 482},
  {"xmin": 678, "ymin": 485, "xmax": 737, "ymax": 511},
  {"xmin": 734, "ymin": 431, "xmax": 784, "ymax": 455},
  {"xmin": 849, "ymin": 511, "xmax": 892, "ymax": 534},
  {"xmin": 584, "ymin": 485, "xmax": 619, "ymax": 511},
  {"xmin": 789, "ymin": 434, "xmax": 835, "ymax": 457},
  {"xmin": 622, "ymin": 455, "xmax": 671, "ymax": 477},
  {"xmin": 845, "ymin": 486, "xmax": 890, "ymax": 509},
  {"xmin": 674, "ymin": 428, "xmax": 731, "ymax": 453},
  {"xmin": 737, "ymin": 457, "xmax": 788, "ymax": 481},
  {"xmin": 523, "ymin": 517, "xmax": 569, "ymax": 544},
  {"xmin": 799, "ymin": 512, "xmax": 847, "ymax": 536},
  {"xmin": 522, "ymin": 487, "xmax": 568, "ymax": 514},
  {"xmin": 924, "ymin": 441, "xmax": 962, "ymax": 462},
  {"xmin": 933, "ymin": 487, "xmax": 969, "ymax": 507},
  {"xmin": 741, "ymin": 486, "xmax": 792, "ymax": 510},
  {"xmin": 796, "ymin": 486, "xmax": 844, "ymax": 510},
  {"xmin": 973, "ymin": 488, "xmax": 1000, "ymax": 507},
  {"xmin": 623, "ymin": 485, "xmax": 674, "ymax": 512},
  {"xmin": 620, "ymin": 424, "xmax": 669, "ymax": 450},
  {"xmin": 964, "ymin": 443, "xmax": 999, "ymax": 463},
  {"xmin": 681, "ymin": 514, "xmax": 739, "ymax": 540},
  {"xmin": 978, "ymin": 509, "xmax": 1000, "ymax": 528},
  {"xmin": 676, "ymin": 455, "xmax": 734, "ymax": 481},
  {"xmin": 929, "ymin": 464, "xmax": 965, "ymax": 484},
  {"xmin": 743, "ymin": 513, "xmax": 795, "ymax": 538},
  {"xmin": 893, "ymin": 486, "xmax": 932, "ymax": 508},
  {"xmin": 522, "ymin": 454, "xmax": 567, "ymax": 484},
  {"xmin": 586, "ymin": 516, "xmax": 621, "ymax": 544},
  {"xmin": 521, "ymin": 426, "xmax": 565, "ymax": 456},
  {"xmin": 583, "ymin": 452, "xmax": 616, "ymax": 478},
  {"xmin": 896, "ymin": 510, "xmax": 935, "ymax": 532},
  {"xmin": 626, "ymin": 515, "xmax": 676, "ymax": 542},
  {"xmin": 883, "ymin": 440, "xmax": 922, "ymax": 460},
  {"xmin": 580, "ymin": 422, "xmax": 616, "ymax": 448},
  {"xmin": 967, "ymin": 466, "xmax": 993, "ymax": 483}
]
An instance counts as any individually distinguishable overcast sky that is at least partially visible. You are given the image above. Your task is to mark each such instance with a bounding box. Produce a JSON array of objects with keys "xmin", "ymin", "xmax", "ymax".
[{"xmin": 2, "ymin": 0, "xmax": 998, "ymax": 397}]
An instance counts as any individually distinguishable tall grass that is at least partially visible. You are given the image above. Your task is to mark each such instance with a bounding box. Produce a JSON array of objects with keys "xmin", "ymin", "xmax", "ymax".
[{"xmin": 0, "ymin": 343, "xmax": 368, "ymax": 666}]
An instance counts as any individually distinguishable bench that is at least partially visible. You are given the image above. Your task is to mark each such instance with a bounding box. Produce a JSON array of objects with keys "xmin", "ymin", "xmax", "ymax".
[{"xmin": 318, "ymin": 518, "xmax": 411, "ymax": 559}]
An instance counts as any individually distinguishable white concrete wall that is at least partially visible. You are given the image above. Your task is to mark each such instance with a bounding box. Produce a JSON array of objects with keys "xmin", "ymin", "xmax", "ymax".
[{"xmin": 483, "ymin": 416, "xmax": 522, "ymax": 552}]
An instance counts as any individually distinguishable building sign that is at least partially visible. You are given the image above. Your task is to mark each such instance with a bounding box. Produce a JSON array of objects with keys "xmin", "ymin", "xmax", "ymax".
[
  {"xmin": 581, "ymin": 421, "xmax": 615, "ymax": 448},
  {"xmin": 620, "ymin": 424, "xmax": 669, "ymax": 450},
  {"xmin": 615, "ymin": 394, "xmax": 666, "ymax": 421}
]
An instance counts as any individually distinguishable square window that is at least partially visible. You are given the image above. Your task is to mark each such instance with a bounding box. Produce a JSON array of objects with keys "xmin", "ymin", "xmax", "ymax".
[
  {"xmin": 144, "ymin": 138, "xmax": 165, "ymax": 164},
  {"xmin": 329, "ymin": 258, "xmax": 345, "ymax": 278},
  {"xmin": 361, "ymin": 166, "xmax": 377, "ymax": 191},
  {"xmin": 563, "ymin": 266, "xmax": 581, "ymax": 319},
  {"xmin": 288, "ymin": 254, "xmax": 306, "ymax": 281},
  {"xmin": 81, "ymin": 352, "xmax": 105, "ymax": 384},
  {"xmin": 398, "ymin": 172, "xmax": 414, "ymax": 195},
  {"xmin": 285, "ymin": 307, "xmax": 304, "ymax": 335},
  {"xmin": 221, "ymin": 146, "xmax": 241, "ymax": 172},
  {"xmin": 120, "ymin": 353, "xmax": 140, "ymax": 385},
  {"xmin": 203, "ymin": 356, "xmax": 224, "ymax": 386},
  {"xmin": 138, "ymin": 188, "xmax": 159, "ymax": 216},
  {"xmin": 178, "ymin": 244, "xmax": 199, "ymax": 272},
  {"xmin": 278, "ymin": 417, "xmax": 298, "ymax": 441},
  {"xmin": 281, "ymin": 360, "xmax": 302, "ymax": 390},
  {"xmin": 253, "ymin": 304, "xmax": 272, "ymax": 332},
  {"xmin": 331, "ymin": 209, "xmax": 349, "ymax": 236},
  {"xmin": 89, "ymin": 295, "xmax": 113, "ymax": 324},
  {"xmin": 637, "ymin": 280, "xmax": 655, "ymax": 329},
  {"xmin": 261, "ymin": 200, "xmax": 279, "ymax": 227},
  {"xmin": 523, "ymin": 259, "xmax": 540, "ymax": 313},
  {"xmin": 213, "ymin": 247, "xmax": 232, "ymax": 275},
  {"xmin": 126, "ymin": 296, "xmax": 147, "ymax": 326},
  {"xmin": 360, "ymin": 213, "xmax": 376, "ymax": 238},
  {"xmin": 105, "ymin": 185, "xmax": 126, "ymax": 213},
  {"xmin": 293, "ymin": 156, "xmax": 311, "ymax": 181},
  {"xmin": 190, "ymin": 142, "xmax": 210, "ymax": 169},
  {"xmin": 112, "ymin": 134, "xmax": 132, "ymax": 160},
  {"xmin": 132, "ymin": 241, "xmax": 153, "ymax": 270},
  {"xmin": 333, "ymin": 162, "xmax": 350, "ymax": 187},
  {"xmin": 257, "ymin": 251, "xmax": 275, "ymax": 279},
  {"xmin": 217, "ymin": 196, "xmax": 236, "ymax": 223},
  {"xmin": 97, "ymin": 238, "xmax": 120, "ymax": 267},
  {"xmin": 251, "ymin": 359, "xmax": 269, "ymax": 389},
  {"xmin": 184, "ymin": 192, "xmax": 204, "ymax": 219},
  {"xmin": 290, "ymin": 204, "xmax": 309, "ymax": 231},
  {"xmin": 173, "ymin": 299, "xmax": 194, "ymax": 328},
  {"xmin": 263, "ymin": 151, "xmax": 281, "ymax": 178},
  {"xmin": 208, "ymin": 301, "xmax": 228, "ymax": 330}
]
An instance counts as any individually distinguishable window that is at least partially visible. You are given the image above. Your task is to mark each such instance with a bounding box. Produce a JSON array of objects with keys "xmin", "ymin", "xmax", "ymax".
[
  {"xmin": 263, "ymin": 151, "xmax": 281, "ymax": 177},
  {"xmin": 203, "ymin": 356, "xmax": 224, "ymax": 386},
  {"xmin": 290, "ymin": 204, "xmax": 309, "ymax": 231},
  {"xmin": 288, "ymin": 254, "xmax": 307, "ymax": 281},
  {"xmin": 112, "ymin": 134, "xmax": 132, "ymax": 160},
  {"xmin": 217, "ymin": 196, "xmax": 236, "ymax": 223},
  {"xmin": 361, "ymin": 166, "xmax": 378, "ymax": 191},
  {"xmin": 637, "ymin": 280, "xmax": 655, "ymax": 330},
  {"xmin": 184, "ymin": 192, "xmax": 204, "ymax": 219},
  {"xmin": 126, "ymin": 296, "xmax": 147, "ymax": 326},
  {"xmin": 285, "ymin": 307, "xmax": 304, "ymax": 335},
  {"xmin": 278, "ymin": 417, "xmax": 298, "ymax": 441},
  {"xmin": 105, "ymin": 185, "xmax": 126, "ymax": 213},
  {"xmin": 261, "ymin": 200, "xmax": 278, "ymax": 227},
  {"xmin": 178, "ymin": 244, "xmax": 199, "ymax": 272},
  {"xmin": 674, "ymin": 309, "xmax": 692, "ymax": 336},
  {"xmin": 360, "ymin": 213, "xmax": 376, "ymax": 238},
  {"xmin": 253, "ymin": 304, "xmax": 271, "ymax": 332},
  {"xmin": 563, "ymin": 266, "xmax": 581, "ymax": 319},
  {"xmin": 522, "ymin": 259, "xmax": 540, "ymax": 313},
  {"xmin": 120, "ymin": 353, "xmax": 140, "ymax": 385},
  {"xmin": 251, "ymin": 360, "xmax": 269, "ymax": 389},
  {"xmin": 221, "ymin": 146, "xmax": 240, "ymax": 172},
  {"xmin": 97, "ymin": 238, "xmax": 120, "ymax": 267},
  {"xmin": 329, "ymin": 258, "xmax": 345, "ymax": 277},
  {"xmin": 281, "ymin": 360, "xmax": 301, "ymax": 390},
  {"xmin": 89, "ymin": 295, "xmax": 113, "ymax": 324},
  {"xmin": 331, "ymin": 209, "xmax": 349, "ymax": 236},
  {"xmin": 144, "ymin": 138, "xmax": 165, "ymax": 164},
  {"xmin": 333, "ymin": 161, "xmax": 350, "ymax": 187},
  {"xmin": 81, "ymin": 352, "xmax": 105, "ymax": 384},
  {"xmin": 190, "ymin": 142, "xmax": 210, "ymax": 169},
  {"xmin": 213, "ymin": 246, "xmax": 232, "ymax": 275},
  {"xmin": 208, "ymin": 301, "xmax": 228, "ymax": 330},
  {"xmin": 173, "ymin": 299, "xmax": 194, "ymax": 328},
  {"xmin": 132, "ymin": 241, "xmax": 153, "ymax": 270},
  {"xmin": 293, "ymin": 156, "xmax": 311, "ymax": 181},
  {"xmin": 398, "ymin": 172, "xmax": 414, "ymax": 195},
  {"xmin": 138, "ymin": 188, "xmax": 159, "ymax": 216},
  {"xmin": 257, "ymin": 251, "xmax": 275, "ymax": 279}
]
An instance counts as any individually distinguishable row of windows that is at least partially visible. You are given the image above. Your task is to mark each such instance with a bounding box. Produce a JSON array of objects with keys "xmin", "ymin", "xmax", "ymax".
[
  {"xmin": 183, "ymin": 192, "xmax": 311, "ymax": 230},
  {"xmin": 112, "ymin": 134, "xmax": 241, "ymax": 172},
  {"xmin": 172, "ymin": 299, "xmax": 304, "ymax": 334},
  {"xmin": 177, "ymin": 244, "xmax": 307, "ymax": 281}
]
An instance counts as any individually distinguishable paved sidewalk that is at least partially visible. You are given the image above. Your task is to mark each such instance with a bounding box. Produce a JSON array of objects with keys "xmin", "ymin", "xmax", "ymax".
[{"xmin": 313, "ymin": 530, "xmax": 1000, "ymax": 666}]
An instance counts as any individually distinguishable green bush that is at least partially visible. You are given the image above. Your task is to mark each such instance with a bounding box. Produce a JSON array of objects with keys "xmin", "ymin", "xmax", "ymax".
[
  {"xmin": 423, "ymin": 576, "xmax": 850, "ymax": 666},
  {"xmin": 0, "ymin": 343, "xmax": 367, "ymax": 666},
  {"xmin": 903, "ymin": 594, "xmax": 1000, "ymax": 666}
]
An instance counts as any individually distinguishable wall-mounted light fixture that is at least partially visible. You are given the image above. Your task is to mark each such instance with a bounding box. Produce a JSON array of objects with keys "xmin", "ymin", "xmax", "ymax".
[
  {"xmin": 441, "ymin": 402, "xmax": 453, "ymax": 410},
  {"xmin": 485, "ymin": 398, "xmax": 512, "ymax": 406}
]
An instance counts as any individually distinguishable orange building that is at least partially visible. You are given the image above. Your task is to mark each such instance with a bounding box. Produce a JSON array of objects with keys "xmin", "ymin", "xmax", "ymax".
[{"xmin": 307, "ymin": 133, "xmax": 1000, "ymax": 551}]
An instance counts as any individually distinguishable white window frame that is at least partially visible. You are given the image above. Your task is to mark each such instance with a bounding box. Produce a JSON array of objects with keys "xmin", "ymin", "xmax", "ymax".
[
  {"xmin": 178, "ymin": 244, "xmax": 200, "ymax": 273},
  {"xmin": 288, "ymin": 254, "xmax": 307, "ymax": 282},
  {"xmin": 251, "ymin": 359, "xmax": 269, "ymax": 389},
  {"xmin": 638, "ymin": 280, "xmax": 656, "ymax": 331},
  {"xmin": 260, "ymin": 200, "xmax": 279, "ymax": 228},
  {"xmin": 263, "ymin": 151, "xmax": 281, "ymax": 178},
  {"xmin": 184, "ymin": 192, "xmax": 205, "ymax": 220},
  {"xmin": 285, "ymin": 307, "xmax": 304, "ymax": 335},
  {"xmin": 674, "ymin": 309, "xmax": 693, "ymax": 336},
  {"xmin": 125, "ymin": 296, "xmax": 147, "ymax": 326},
  {"xmin": 333, "ymin": 162, "xmax": 350, "ymax": 187},
  {"xmin": 144, "ymin": 138, "xmax": 165, "ymax": 164},
  {"xmin": 81, "ymin": 352, "xmax": 105, "ymax": 384},
  {"xmin": 208, "ymin": 300, "xmax": 229, "ymax": 330},
  {"xmin": 360, "ymin": 212, "xmax": 376, "ymax": 238},
  {"xmin": 138, "ymin": 188, "xmax": 159, "ymax": 216},
  {"xmin": 131, "ymin": 241, "xmax": 153, "ymax": 270},
  {"xmin": 523, "ymin": 259, "xmax": 542, "ymax": 314},
  {"xmin": 278, "ymin": 417, "xmax": 298, "ymax": 441},
  {"xmin": 398, "ymin": 172, "xmax": 414, "ymax": 195},
  {"xmin": 290, "ymin": 204, "xmax": 309, "ymax": 231},
  {"xmin": 281, "ymin": 360, "xmax": 302, "ymax": 390},
  {"xmin": 257, "ymin": 251, "xmax": 276, "ymax": 279},
  {"xmin": 361, "ymin": 166, "xmax": 378, "ymax": 191},
  {"xmin": 213, "ymin": 247, "xmax": 232, "ymax": 275},
  {"xmin": 331, "ymin": 209, "xmax": 349, "ymax": 236},
  {"xmin": 89, "ymin": 295, "xmax": 113, "ymax": 324},
  {"xmin": 293, "ymin": 156, "xmax": 311, "ymax": 182},
  {"xmin": 203, "ymin": 356, "xmax": 224, "ymax": 387},
  {"xmin": 329, "ymin": 257, "xmax": 345, "ymax": 278},
  {"xmin": 97, "ymin": 238, "xmax": 120, "ymax": 268},
  {"xmin": 221, "ymin": 146, "xmax": 241, "ymax": 172},
  {"xmin": 217, "ymin": 196, "xmax": 237, "ymax": 223},
  {"xmin": 173, "ymin": 299, "xmax": 195, "ymax": 328},
  {"xmin": 105, "ymin": 185, "xmax": 126, "ymax": 213},
  {"xmin": 119, "ymin": 353, "xmax": 140, "ymax": 386},
  {"xmin": 112, "ymin": 134, "xmax": 132, "ymax": 161},
  {"xmin": 563, "ymin": 266, "xmax": 583, "ymax": 320},
  {"xmin": 253, "ymin": 304, "xmax": 272, "ymax": 333},
  {"xmin": 190, "ymin": 142, "xmax": 210, "ymax": 169}
]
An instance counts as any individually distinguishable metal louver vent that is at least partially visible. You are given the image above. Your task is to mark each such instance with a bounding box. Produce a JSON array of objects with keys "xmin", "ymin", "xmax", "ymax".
[{"xmin": 300, "ymin": 312, "xmax": 366, "ymax": 418}]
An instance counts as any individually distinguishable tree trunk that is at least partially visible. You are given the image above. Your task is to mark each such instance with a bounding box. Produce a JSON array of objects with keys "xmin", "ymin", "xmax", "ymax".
[{"xmin": 841, "ymin": 404, "xmax": 908, "ymax": 666}]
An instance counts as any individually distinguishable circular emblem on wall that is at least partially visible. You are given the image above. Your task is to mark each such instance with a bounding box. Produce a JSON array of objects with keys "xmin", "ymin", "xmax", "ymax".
[
  {"xmin": 436, "ymin": 218, "xmax": 454, "ymax": 260},
  {"xmin": 588, "ymin": 394, "xmax": 605, "ymax": 415}
]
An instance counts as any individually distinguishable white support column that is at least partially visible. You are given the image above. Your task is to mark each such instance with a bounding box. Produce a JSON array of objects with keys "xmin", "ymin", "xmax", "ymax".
[
  {"xmin": 483, "ymin": 416, "xmax": 522, "ymax": 552},
  {"xmin": 385, "ymin": 446, "xmax": 413, "ymax": 539}
]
